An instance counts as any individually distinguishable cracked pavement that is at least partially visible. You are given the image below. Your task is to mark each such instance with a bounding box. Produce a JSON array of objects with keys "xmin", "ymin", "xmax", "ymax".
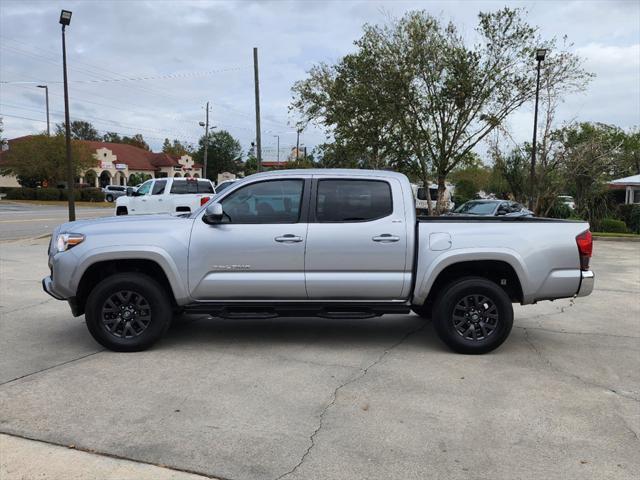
[{"xmin": 1, "ymin": 238, "xmax": 639, "ymax": 480}]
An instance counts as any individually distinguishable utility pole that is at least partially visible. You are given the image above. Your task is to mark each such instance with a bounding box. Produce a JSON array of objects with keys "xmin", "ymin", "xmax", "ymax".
[
  {"xmin": 37, "ymin": 85, "xmax": 50, "ymax": 136},
  {"xmin": 203, "ymin": 102, "xmax": 209, "ymax": 179},
  {"xmin": 296, "ymin": 128, "xmax": 301, "ymax": 161},
  {"xmin": 60, "ymin": 10, "xmax": 75, "ymax": 221},
  {"xmin": 529, "ymin": 48, "xmax": 547, "ymax": 211},
  {"xmin": 253, "ymin": 47, "xmax": 262, "ymax": 172}
]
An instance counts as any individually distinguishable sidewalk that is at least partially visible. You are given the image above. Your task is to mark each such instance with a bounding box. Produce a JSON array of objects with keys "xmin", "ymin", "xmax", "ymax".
[{"xmin": 0, "ymin": 434, "xmax": 214, "ymax": 480}]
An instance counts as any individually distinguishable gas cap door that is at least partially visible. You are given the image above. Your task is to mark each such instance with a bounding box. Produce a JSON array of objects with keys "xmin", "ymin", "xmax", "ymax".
[{"xmin": 429, "ymin": 232, "xmax": 452, "ymax": 251}]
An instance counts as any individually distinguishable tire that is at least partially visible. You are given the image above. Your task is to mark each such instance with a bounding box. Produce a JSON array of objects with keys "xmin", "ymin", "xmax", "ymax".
[
  {"xmin": 106, "ymin": 194, "xmax": 114, "ymax": 202},
  {"xmin": 85, "ymin": 273, "xmax": 172, "ymax": 352},
  {"xmin": 432, "ymin": 277, "xmax": 513, "ymax": 354},
  {"xmin": 116, "ymin": 206, "xmax": 128, "ymax": 216}
]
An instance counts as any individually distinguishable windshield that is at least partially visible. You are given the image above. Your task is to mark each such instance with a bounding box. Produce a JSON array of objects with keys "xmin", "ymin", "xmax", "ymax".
[{"xmin": 454, "ymin": 201, "xmax": 497, "ymax": 215}]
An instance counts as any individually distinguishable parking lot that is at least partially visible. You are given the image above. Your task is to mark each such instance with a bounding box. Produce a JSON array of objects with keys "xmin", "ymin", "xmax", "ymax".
[{"xmin": 0, "ymin": 236, "xmax": 638, "ymax": 480}]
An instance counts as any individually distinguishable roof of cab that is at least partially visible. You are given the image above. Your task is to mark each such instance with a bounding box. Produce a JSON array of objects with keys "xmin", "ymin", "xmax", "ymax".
[{"xmin": 245, "ymin": 168, "xmax": 409, "ymax": 181}]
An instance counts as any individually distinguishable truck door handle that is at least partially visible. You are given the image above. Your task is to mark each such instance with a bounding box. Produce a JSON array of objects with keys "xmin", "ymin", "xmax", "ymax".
[
  {"xmin": 372, "ymin": 234, "xmax": 400, "ymax": 243},
  {"xmin": 275, "ymin": 234, "xmax": 303, "ymax": 243}
]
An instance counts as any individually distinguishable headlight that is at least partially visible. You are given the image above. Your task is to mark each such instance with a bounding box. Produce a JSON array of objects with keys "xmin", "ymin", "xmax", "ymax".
[{"xmin": 56, "ymin": 233, "xmax": 85, "ymax": 252}]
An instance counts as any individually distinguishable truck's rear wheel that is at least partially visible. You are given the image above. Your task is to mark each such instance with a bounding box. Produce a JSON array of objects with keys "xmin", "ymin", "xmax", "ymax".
[
  {"xmin": 432, "ymin": 277, "xmax": 513, "ymax": 354},
  {"xmin": 85, "ymin": 273, "xmax": 172, "ymax": 352}
]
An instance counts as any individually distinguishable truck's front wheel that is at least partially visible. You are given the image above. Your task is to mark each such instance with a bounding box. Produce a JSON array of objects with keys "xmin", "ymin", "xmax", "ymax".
[
  {"xmin": 85, "ymin": 273, "xmax": 172, "ymax": 352},
  {"xmin": 432, "ymin": 277, "xmax": 513, "ymax": 354}
]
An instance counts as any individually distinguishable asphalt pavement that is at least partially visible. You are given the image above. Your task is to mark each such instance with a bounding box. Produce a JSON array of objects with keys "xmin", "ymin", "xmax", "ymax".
[
  {"xmin": 0, "ymin": 238, "xmax": 638, "ymax": 480},
  {"xmin": 0, "ymin": 201, "xmax": 112, "ymax": 241}
]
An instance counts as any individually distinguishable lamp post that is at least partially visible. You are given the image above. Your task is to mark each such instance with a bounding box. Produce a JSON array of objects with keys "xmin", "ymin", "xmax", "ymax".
[
  {"xmin": 199, "ymin": 101, "xmax": 210, "ymax": 180},
  {"xmin": 60, "ymin": 9, "xmax": 75, "ymax": 221},
  {"xmin": 529, "ymin": 48, "xmax": 547, "ymax": 211},
  {"xmin": 273, "ymin": 135, "xmax": 280, "ymax": 163},
  {"xmin": 37, "ymin": 85, "xmax": 50, "ymax": 136}
]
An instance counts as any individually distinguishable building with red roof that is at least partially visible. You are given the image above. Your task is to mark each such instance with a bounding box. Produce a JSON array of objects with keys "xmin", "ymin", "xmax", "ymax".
[{"xmin": 0, "ymin": 136, "xmax": 203, "ymax": 187}]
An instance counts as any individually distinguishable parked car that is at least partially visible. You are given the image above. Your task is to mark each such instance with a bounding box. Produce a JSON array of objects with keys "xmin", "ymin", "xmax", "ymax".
[
  {"xmin": 411, "ymin": 183, "xmax": 455, "ymax": 213},
  {"xmin": 43, "ymin": 169, "xmax": 593, "ymax": 354},
  {"xmin": 102, "ymin": 185, "xmax": 127, "ymax": 202},
  {"xmin": 215, "ymin": 179, "xmax": 240, "ymax": 193},
  {"xmin": 448, "ymin": 199, "xmax": 533, "ymax": 217},
  {"xmin": 114, "ymin": 177, "xmax": 215, "ymax": 216},
  {"xmin": 558, "ymin": 195, "xmax": 576, "ymax": 210}
]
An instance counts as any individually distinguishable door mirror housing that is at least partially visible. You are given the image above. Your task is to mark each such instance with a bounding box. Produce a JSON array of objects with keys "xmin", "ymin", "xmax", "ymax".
[
  {"xmin": 203, "ymin": 203, "xmax": 224, "ymax": 224},
  {"xmin": 126, "ymin": 187, "xmax": 137, "ymax": 197}
]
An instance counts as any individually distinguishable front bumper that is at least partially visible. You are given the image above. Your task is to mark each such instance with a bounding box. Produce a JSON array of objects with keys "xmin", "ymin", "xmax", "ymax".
[
  {"xmin": 42, "ymin": 276, "xmax": 64, "ymax": 300},
  {"xmin": 576, "ymin": 270, "xmax": 594, "ymax": 297}
]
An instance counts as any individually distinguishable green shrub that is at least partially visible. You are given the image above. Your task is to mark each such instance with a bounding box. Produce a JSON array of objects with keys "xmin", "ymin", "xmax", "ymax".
[
  {"xmin": 79, "ymin": 188, "xmax": 105, "ymax": 202},
  {"xmin": 617, "ymin": 204, "xmax": 640, "ymax": 234},
  {"xmin": 4, "ymin": 188, "xmax": 36, "ymax": 200},
  {"xmin": 599, "ymin": 218, "xmax": 628, "ymax": 233},
  {"xmin": 546, "ymin": 201, "xmax": 572, "ymax": 219},
  {"xmin": 35, "ymin": 188, "xmax": 62, "ymax": 201}
]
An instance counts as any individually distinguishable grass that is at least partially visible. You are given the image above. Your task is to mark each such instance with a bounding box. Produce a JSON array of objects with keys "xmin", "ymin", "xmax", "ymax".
[
  {"xmin": 592, "ymin": 231, "xmax": 640, "ymax": 238},
  {"xmin": 1, "ymin": 199, "xmax": 113, "ymax": 208}
]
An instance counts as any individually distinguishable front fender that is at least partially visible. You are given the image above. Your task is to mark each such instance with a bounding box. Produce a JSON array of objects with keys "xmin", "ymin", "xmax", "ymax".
[
  {"xmin": 412, "ymin": 247, "xmax": 530, "ymax": 305},
  {"xmin": 69, "ymin": 245, "xmax": 191, "ymax": 304}
]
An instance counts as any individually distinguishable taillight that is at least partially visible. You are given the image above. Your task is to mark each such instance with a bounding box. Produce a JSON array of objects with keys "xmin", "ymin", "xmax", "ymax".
[
  {"xmin": 200, "ymin": 196, "xmax": 210, "ymax": 206},
  {"xmin": 576, "ymin": 230, "xmax": 592, "ymax": 271}
]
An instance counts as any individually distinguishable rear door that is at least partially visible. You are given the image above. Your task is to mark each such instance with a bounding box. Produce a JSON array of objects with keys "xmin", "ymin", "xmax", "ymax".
[{"xmin": 305, "ymin": 176, "xmax": 409, "ymax": 300}]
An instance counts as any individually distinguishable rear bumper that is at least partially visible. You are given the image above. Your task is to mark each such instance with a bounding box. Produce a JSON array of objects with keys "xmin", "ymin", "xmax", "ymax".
[{"xmin": 576, "ymin": 270, "xmax": 594, "ymax": 297}]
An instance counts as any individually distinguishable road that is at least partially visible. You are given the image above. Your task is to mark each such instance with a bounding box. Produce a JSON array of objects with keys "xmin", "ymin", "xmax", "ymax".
[
  {"xmin": 0, "ymin": 201, "xmax": 112, "ymax": 241},
  {"xmin": 0, "ymin": 238, "xmax": 638, "ymax": 480}
]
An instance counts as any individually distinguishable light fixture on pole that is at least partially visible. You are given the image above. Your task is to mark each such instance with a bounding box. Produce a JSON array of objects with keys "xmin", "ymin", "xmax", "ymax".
[
  {"xmin": 529, "ymin": 48, "xmax": 547, "ymax": 211},
  {"xmin": 273, "ymin": 135, "xmax": 280, "ymax": 163},
  {"xmin": 60, "ymin": 9, "xmax": 75, "ymax": 221},
  {"xmin": 37, "ymin": 85, "xmax": 50, "ymax": 136}
]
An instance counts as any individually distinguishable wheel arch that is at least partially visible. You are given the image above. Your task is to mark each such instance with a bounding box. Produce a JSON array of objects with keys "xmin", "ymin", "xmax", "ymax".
[
  {"xmin": 415, "ymin": 258, "xmax": 525, "ymax": 312},
  {"xmin": 72, "ymin": 251, "xmax": 189, "ymax": 316}
]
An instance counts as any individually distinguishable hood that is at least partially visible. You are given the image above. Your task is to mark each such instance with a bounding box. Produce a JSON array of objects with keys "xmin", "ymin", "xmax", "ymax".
[{"xmin": 55, "ymin": 213, "xmax": 193, "ymax": 236}]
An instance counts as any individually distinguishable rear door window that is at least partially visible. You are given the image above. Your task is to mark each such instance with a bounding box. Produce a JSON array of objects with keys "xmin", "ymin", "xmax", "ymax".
[
  {"xmin": 152, "ymin": 180, "xmax": 166, "ymax": 195},
  {"xmin": 170, "ymin": 180, "xmax": 198, "ymax": 194},
  {"xmin": 316, "ymin": 179, "xmax": 392, "ymax": 222}
]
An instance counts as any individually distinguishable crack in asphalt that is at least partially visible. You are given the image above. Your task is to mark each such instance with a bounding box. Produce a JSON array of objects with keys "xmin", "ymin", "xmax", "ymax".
[
  {"xmin": 616, "ymin": 414, "xmax": 640, "ymax": 444},
  {"xmin": 274, "ymin": 322, "xmax": 427, "ymax": 480},
  {"xmin": 515, "ymin": 325, "xmax": 640, "ymax": 340},
  {"xmin": 0, "ymin": 350, "xmax": 104, "ymax": 387},
  {"xmin": 0, "ymin": 298, "xmax": 54, "ymax": 315},
  {"xmin": 523, "ymin": 328, "xmax": 639, "ymax": 403}
]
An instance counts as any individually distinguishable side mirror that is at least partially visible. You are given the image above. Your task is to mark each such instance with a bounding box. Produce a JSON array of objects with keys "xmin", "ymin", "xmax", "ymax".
[
  {"xmin": 126, "ymin": 187, "xmax": 136, "ymax": 197},
  {"xmin": 203, "ymin": 203, "xmax": 224, "ymax": 224}
]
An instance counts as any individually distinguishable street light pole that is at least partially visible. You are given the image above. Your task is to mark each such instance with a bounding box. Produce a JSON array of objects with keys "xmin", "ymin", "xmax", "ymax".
[
  {"xmin": 202, "ymin": 101, "xmax": 209, "ymax": 180},
  {"xmin": 37, "ymin": 85, "xmax": 50, "ymax": 136},
  {"xmin": 60, "ymin": 10, "xmax": 75, "ymax": 222},
  {"xmin": 529, "ymin": 48, "xmax": 547, "ymax": 212}
]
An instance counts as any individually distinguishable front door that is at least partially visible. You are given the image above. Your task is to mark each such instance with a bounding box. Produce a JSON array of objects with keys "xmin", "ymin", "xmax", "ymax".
[
  {"xmin": 305, "ymin": 177, "xmax": 409, "ymax": 300},
  {"xmin": 189, "ymin": 178, "xmax": 309, "ymax": 300},
  {"xmin": 128, "ymin": 179, "xmax": 153, "ymax": 214}
]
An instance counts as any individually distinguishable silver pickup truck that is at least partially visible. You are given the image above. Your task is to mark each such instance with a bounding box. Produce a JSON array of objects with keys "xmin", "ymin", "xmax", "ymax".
[{"xmin": 43, "ymin": 169, "xmax": 594, "ymax": 354}]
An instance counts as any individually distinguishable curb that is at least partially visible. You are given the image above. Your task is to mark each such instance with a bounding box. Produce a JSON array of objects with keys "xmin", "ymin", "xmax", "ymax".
[{"xmin": 593, "ymin": 236, "xmax": 640, "ymax": 242}]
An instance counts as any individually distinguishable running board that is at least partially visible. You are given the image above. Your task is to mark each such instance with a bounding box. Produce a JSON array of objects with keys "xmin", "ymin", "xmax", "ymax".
[{"xmin": 183, "ymin": 302, "xmax": 410, "ymax": 319}]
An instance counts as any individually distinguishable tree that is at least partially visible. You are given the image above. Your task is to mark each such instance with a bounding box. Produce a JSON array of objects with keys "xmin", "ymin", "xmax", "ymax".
[
  {"xmin": 194, "ymin": 130, "xmax": 242, "ymax": 180},
  {"xmin": 162, "ymin": 138, "xmax": 192, "ymax": 157},
  {"xmin": 121, "ymin": 134, "xmax": 150, "ymax": 151},
  {"xmin": 128, "ymin": 172, "xmax": 152, "ymax": 186},
  {"xmin": 102, "ymin": 132, "xmax": 123, "ymax": 143},
  {"xmin": 55, "ymin": 120, "xmax": 100, "ymax": 141},
  {"xmin": 292, "ymin": 8, "xmax": 590, "ymax": 214},
  {"xmin": 0, "ymin": 134, "xmax": 94, "ymax": 186}
]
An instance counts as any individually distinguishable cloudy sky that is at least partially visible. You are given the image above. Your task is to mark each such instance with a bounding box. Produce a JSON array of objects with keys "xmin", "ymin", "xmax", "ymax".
[{"xmin": 1, "ymin": 0, "xmax": 638, "ymax": 161}]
